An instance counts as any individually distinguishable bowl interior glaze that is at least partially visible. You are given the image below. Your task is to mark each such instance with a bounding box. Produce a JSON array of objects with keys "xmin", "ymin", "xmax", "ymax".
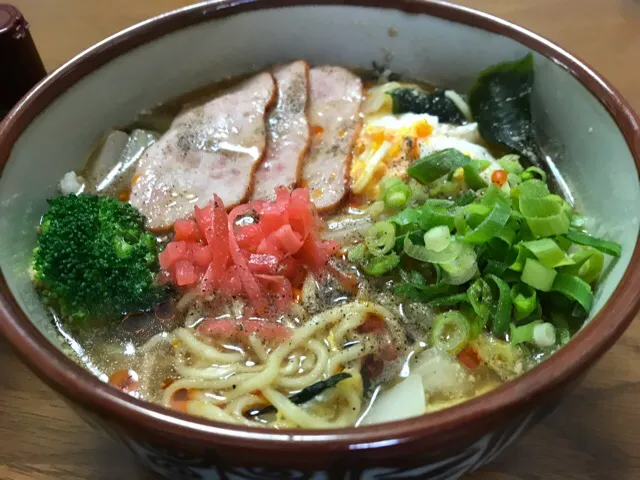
[{"xmin": 0, "ymin": 1, "xmax": 638, "ymax": 447}]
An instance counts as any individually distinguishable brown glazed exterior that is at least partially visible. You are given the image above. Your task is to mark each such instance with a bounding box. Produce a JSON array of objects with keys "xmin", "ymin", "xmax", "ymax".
[{"xmin": 0, "ymin": 1, "xmax": 639, "ymax": 479}]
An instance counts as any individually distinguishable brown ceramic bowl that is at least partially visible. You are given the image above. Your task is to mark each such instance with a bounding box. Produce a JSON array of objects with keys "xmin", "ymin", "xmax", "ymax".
[{"xmin": 1, "ymin": 1, "xmax": 639, "ymax": 479}]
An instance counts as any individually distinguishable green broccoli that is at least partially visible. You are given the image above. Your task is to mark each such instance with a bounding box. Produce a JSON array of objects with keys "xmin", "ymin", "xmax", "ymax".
[{"xmin": 32, "ymin": 194, "xmax": 166, "ymax": 327}]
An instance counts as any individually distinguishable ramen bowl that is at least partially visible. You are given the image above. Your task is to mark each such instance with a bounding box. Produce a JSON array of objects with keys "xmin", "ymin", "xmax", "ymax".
[{"xmin": 1, "ymin": 1, "xmax": 639, "ymax": 479}]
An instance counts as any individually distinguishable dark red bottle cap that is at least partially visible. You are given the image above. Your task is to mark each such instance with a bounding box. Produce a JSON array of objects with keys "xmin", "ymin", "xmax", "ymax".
[{"xmin": 0, "ymin": 4, "xmax": 46, "ymax": 117}]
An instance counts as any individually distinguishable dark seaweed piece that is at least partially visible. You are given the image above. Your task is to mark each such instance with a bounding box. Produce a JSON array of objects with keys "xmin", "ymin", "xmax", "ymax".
[
  {"xmin": 468, "ymin": 54, "xmax": 569, "ymax": 199},
  {"xmin": 468, "ymin": 53, "xmax": 537, "ymax": 162},
  {"xmin": 250, "ymin": 373, "xmax": 352, "ymax": 416},
  {"xmin": 388, "ymin": 88, "xmax": 466, "ymax": 124}
]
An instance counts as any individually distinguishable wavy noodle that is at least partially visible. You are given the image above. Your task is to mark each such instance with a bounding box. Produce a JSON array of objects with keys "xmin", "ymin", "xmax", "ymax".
[
  {"xmin": 174, "ymin": 363, "xmax": 249, "ymax": 380},
  {"xmin": 247, "ymin": 334, "xmax": 268, "ymax": 363},
  {"xmin": 139, "ymin": 331, "xmax": 174, "ymax": 352},
  {"xmin": 276, "ymin": 339, "xmax": 328, "ymax": 389},
  {"xmin": 224, "ymin": 302, "xmax": 373, "ymax": 400},
  {"xmin": 280, "ymin": 352, "xmax": 302, "ymax": 376},
  {"xmin": 161, "ymin": 374, "xmax": 256, "ymax": 406},
  {"xmin": 174, "ymin": 328, "xmax": 245, "ymax": 363},
  {"xmin": 327, "ymin": 342, "xmax": 367, "ymax": 375},
  {"xmin": 261, "ymin": 388, "xmax": 334, "ymax": 429},
  {"xmin": 139, "ymin": 300, "xmax": 405, "ymax": 429},
  {"xmin": 225, "ymin": 394, "xmax": 265, "ymax": 419}
]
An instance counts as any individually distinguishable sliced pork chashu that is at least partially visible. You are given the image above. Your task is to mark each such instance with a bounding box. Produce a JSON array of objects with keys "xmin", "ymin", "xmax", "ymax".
[
  {"xmin": 130, "ymin": 72, "xmax": 276, "ymax": 230},
  {"xmin": 252, "ymin": 61, "xmax": 310, "ymax": 201},
  {"xmin": 301, "ymin": 66, "xmax": 363, "ymax": 211}
]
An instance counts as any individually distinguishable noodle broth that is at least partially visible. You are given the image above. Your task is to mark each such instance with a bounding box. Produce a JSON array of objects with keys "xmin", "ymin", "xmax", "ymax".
[{"xmin": 39, "ymin": 59, "xmax": 618, "ymax": 429}]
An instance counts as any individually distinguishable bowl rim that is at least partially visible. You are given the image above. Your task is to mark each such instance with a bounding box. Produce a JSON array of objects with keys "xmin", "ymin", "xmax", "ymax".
[{"xmin": 1, "ymin": 0, "xmax": 639, "ymax": 453}]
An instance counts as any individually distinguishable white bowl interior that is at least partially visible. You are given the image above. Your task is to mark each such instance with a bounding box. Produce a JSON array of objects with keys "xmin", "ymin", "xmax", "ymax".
[{"xmin": 0, "ymin": 4, "xmax": 638, "ymax": 348}]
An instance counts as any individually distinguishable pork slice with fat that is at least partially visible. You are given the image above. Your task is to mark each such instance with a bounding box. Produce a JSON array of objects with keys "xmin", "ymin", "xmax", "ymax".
[
  {"xmin": 301, "ymin": 66, "xmax": 363, "ymax": 211},
  {"xmin": 130, "ymin": 72, "xmax": 276, "ymax": 230},
  {"xmin": 252, "ymin": 60, "xmax": 310, "ymax": 201}
]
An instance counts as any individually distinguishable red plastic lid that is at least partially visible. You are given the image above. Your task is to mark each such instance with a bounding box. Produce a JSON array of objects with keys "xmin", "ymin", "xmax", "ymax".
[{"xmin": 0, "ymin": 4, "xmax": 46, "ymax": 116}]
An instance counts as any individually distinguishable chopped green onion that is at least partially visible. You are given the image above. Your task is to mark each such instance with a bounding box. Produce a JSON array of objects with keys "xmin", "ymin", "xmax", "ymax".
[
  {"xmin": 365, "ymin": 221, "xmax": 396, "ymax": 257},
  {"xmin": 577, "ymin": 250, "xmax": 604, "ymax": 285},
  {"xmin": 454, "ymin": 210, "xmax": 469, "ymax": 235},
  {"xmin": 509, "ymin": 244, "xmax": 534, "ymax": 272},
  {"xmin": 510, "ymin": 320, "xmax": 542, "ymax": 345},
  {"xmin": 524, "ymin": 210, "xmax": 570, "ymax": 238},
  {"xmin": 404, "ymin": 236, "xmax": 461, "ymax": 263},
  {"xmin": 384, "ymin": 182, "xmax": 412, "ymax": 209},
  {"xmin": 361, "ymin": 253, "xmax": 400, "ymax": 277},
  {"xmin": 440, "ymin": 244, "xmax": 478, "ymax": 285},
  {"xmin": 550, "ymin": 312, "xmax": 571, "ymax": 345},
  {"xmin": 521, "ymin": 166, "xmax": 547, "ymax": 182},
  {"xmin": 419, "ymin": 200, "xmax": 458, "ymax": 231},
  {"xmin": 463, "ymin": 162, "xmax": 486, "ymax": 189},
  {"xmin": 507, "ymin": 172, "xmax": 522, "ymax": 187},
  {"xmin": 465, "ymin": 203, "xmax": 491, "ymax": 222},
  {"xmin": 428, "ymin": 293, "xmax": 469, "ymax": 307},
  {"xmin": 471, "ymin": 159, "xmax": 491, "ymax": 172},
  {"xmin": 399, "ymin": 268, "xmax": 427, "ymax": 285},
  {"xmin": 563, "ymin": 248, "xmax": 595, "ymax": 269},
  {"xmin": 467, "ymin": 278, "xmax": 493, "ymax": 322},
  {"xmin": 423, "ymin": 226, "xmax": 452, "ymax": 252},
  {"xmin": 485, "ymin": 274, "xmax": 512, "ymax": 336},
  {"xmin": 551, "ymin": 273, "xmax": 593, "ymax": 312},
  {"xmin": 430, "ymin": 179, "xmax": 460, "ymax": 197},
  {"xmin": 389, "ymin": 207, "xmax": 421, "ymax": 227},
  {"xmin": 459, "ymin": 195, "xmax": 511, "ymax": 244},
  {"xmin": 564, "ymin": 230, "xmax": 622, "ymax": 257},
  {"xmin": 517, "ymin": 179, "xmax": 550, "ymax": 198},
  {"xmin": 558, "ymin": 198, "xmax": 573, "ymax": 217},
  {"xmin": 365, "ymin": 200, "xmax": 386, "ymax": 218},
  {"xmin": 431, "ymin": 311, "xmax": 470, "ymax": 354},
  {"xmin": 532, "ymin": 322, "xmax": 556, "ymax": 348},
  {"xmin": 521, "ymin": 258, "xmax": 557, "ymax": 292},
  {"xmin": 408, "ymin": 178, "xmax": 429, "ymax": 204},
  {"xmin": 459, "ymin": 304, "xmax": 481, "ymax": 338},
  {"xmin": 347, "ymin": 244, "xmax": 367, "ymax": 263},
  {"xmin": 522, "ymin": 238, "xmax": 574, "ymax": 268},
  {"xmin": 555, "ymin": 236, "xmax": 572, "ymax": 252},
  {"xmin": 519, "ymin": 194, "xmax": 570, "ymax": 237},
  {"xmin": 491, "ymin": 225, "xmax": 517, "ymax": 248},
  {"xmin": 511, "ymin": 321, "xmax": 556, "ymax": 348},
  {"xmin": 570, "ymin": 215, "xmax": 585, "ymax": 228},
  {"xmin": 408, "ymin": 148, "xmax": 470, "ymax": 184},
  {"xmin": 378, "ymin": 177, "xmax": 403, "ymax": 199},
  {"xmin": 483, "ymin": 259, "xmax": 511, "ymax": 276},
  {"xmin": 498, "ymin": 154, "xmax": 523, "ymax": 174},
  {"xmin": 515, "ymin": 180, "xmax": 570, "ymax": 238},
  {"xmin": 482, "ymin": 184, "xmax": 509, "ymax": 207},
  {"xmin": 511, "ymin": 283, "xmax": 537, "ymax": 321},
  {"xmin": 455, "ymin": 190, "xmax": 477, "ymax": 206},
  {"xmin": 560, "ymin": 248, "xmax": 604, "ymax": 285}
]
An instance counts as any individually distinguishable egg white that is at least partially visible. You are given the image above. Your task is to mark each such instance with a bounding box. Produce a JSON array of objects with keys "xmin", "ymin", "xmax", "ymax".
[{"xmin": 351, "ymin": 107, "xmax": 498, "ymax": 196}]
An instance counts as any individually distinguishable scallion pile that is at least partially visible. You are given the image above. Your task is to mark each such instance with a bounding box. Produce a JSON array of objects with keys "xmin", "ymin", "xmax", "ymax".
[{"xmin": 348, "ymin": 149, "xmax": 621, "ymax": 352}]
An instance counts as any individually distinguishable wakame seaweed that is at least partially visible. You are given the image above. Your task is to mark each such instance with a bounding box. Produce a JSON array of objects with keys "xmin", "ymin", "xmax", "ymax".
[
  {"xmin": 251, "ymin": 373, "xmax": 352, "ymax": 416},
  {"xmin": 468, "ymin": 53, "xmax": 539, "ymax": 163},
  {"xmin": 388, "ymin": 88, "xmax": 466, "ymax": 124}
]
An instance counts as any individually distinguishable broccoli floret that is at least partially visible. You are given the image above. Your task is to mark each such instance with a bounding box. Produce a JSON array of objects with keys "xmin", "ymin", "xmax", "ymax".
[{"xmin": 32, "ymin": 194, "xmax": 166, "ymax": 327}]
